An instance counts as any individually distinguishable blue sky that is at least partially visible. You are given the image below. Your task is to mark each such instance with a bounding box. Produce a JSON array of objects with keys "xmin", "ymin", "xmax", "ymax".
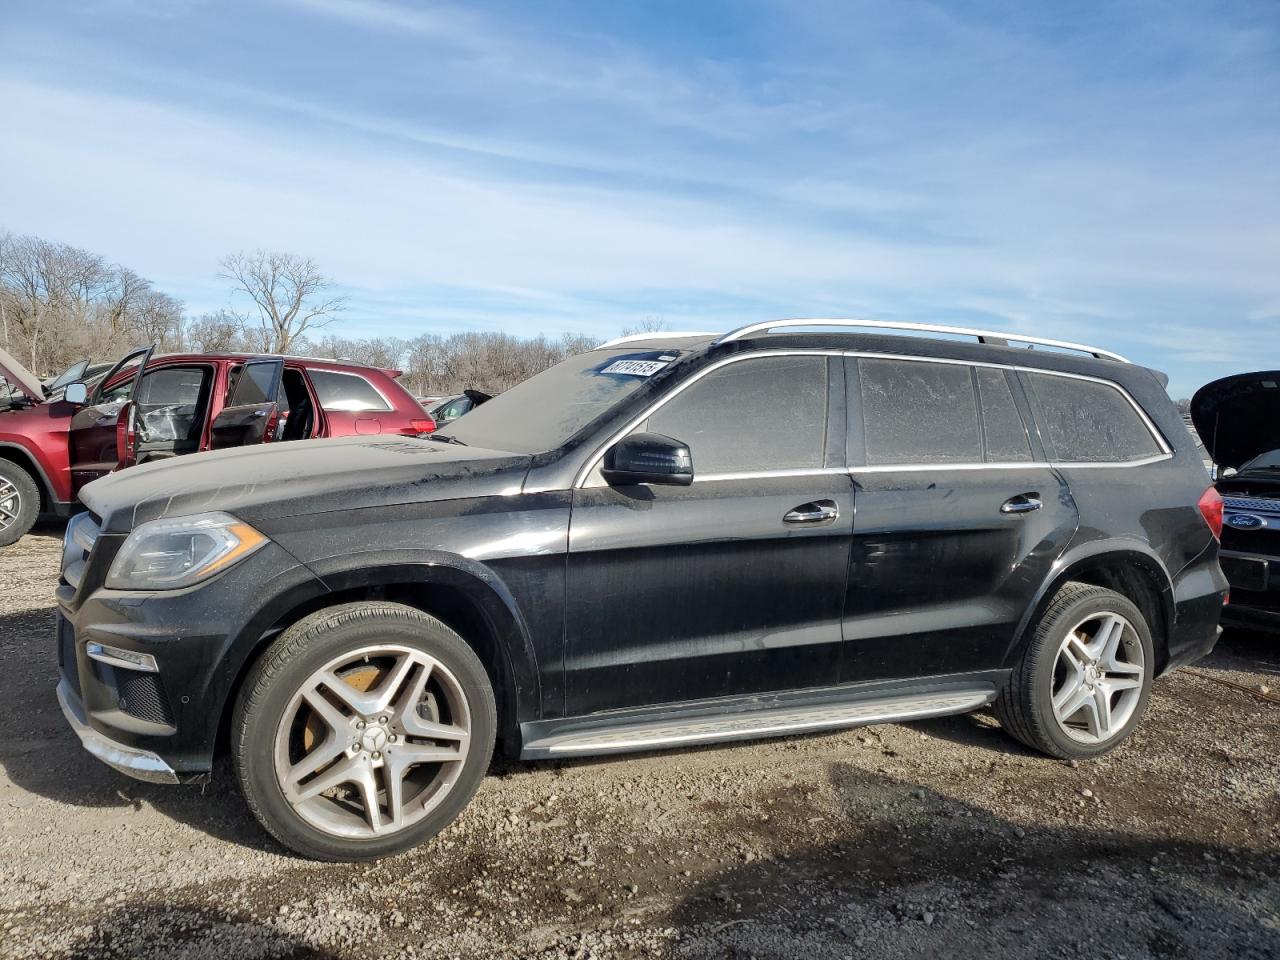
[{"xmin": 1, "ymin": 0, "xmax": 1277, "ymax": 396}]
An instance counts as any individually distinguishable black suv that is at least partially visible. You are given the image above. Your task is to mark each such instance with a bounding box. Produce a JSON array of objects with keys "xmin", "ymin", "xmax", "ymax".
[{"xmin": 55, "ymin": 320, "xmax": 1227, "ymax": 860}]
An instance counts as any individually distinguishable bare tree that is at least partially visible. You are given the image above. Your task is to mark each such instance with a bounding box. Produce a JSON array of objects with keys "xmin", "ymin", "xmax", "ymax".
[
  {"xmin": 185, "ymin": 310, "xmax": 250, "ymax": 353},
  {"xmin": 219, "ymin": 250, "xmax": 346, "ymax": 354},
  {"xmin": 619, "ymin": 315, "xmax": 668, "ymax": 337}
]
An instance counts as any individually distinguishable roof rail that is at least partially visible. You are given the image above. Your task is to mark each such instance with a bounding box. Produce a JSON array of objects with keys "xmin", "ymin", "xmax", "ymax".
[
  {"xmin": 714, "ymin": 319, "xmax": 1129, "ymax": 363},
  {"xmin": 597, "ymin": 331, "xmax": 720, "ymax": 349}
]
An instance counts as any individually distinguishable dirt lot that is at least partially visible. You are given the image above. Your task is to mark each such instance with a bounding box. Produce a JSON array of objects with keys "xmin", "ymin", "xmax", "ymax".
[{"xmin": 1, "ymin": 523, "xmax": 1278, "ymax": 960}]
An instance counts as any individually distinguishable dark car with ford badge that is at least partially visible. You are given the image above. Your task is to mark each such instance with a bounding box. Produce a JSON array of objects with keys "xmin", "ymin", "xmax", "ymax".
[
  {"xmin": 1191, "ymin": 370, "xmax": 1280, "ymax": 632},
  {"xmin": 55, "ymin": 319, "xmax": 1227, "ymax": 860}
]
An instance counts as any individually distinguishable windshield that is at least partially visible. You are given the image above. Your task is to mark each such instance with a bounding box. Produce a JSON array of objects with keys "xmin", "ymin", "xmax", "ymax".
[
  {"xmin": 1239, "ymin": 449, "xmax": 1280, "ymax": 472},
  {"xmin": 46, "ymin": 358, "xmax": 91, "ymax": 393},
  {"xmin": 441, "ymin": 348, "xmax": 682, "ymax": 454}
]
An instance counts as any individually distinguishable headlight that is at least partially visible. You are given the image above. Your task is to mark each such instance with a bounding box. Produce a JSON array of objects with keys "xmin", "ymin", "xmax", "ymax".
[{"xmin": 106, "ymin": 512, "xmax": 268, "ymax": 590}]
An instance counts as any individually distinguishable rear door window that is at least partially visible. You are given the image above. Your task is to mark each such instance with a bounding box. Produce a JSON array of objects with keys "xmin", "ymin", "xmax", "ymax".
[
  {"xmin": 308, "ymin": 370, "xmax": 392, "ymax": 412},
  {"xmin": 228, "ymin": 362, "xmax": 281, "ymax": 406},
  {"xmin": 646, "ymin": 355, "xmax": 828, "ymax": 474},
  {"xmin": 856, "ymin": 358, "xmax": 982, "ymax": 465},
  {"xmin": 1025, "ymin": 372, "xmax": 1163, "ymax": 463}
]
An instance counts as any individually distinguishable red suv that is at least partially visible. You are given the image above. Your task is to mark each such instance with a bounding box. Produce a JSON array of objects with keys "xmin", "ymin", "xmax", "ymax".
[{"xmin": 0, "ymin": 346, "xmax": 434, "ymax": 545}]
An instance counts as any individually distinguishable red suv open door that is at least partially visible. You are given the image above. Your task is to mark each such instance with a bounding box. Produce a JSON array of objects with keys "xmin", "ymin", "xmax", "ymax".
[
  {"xmin": 68, "ymin": 345, "xmax": 155, "ymax": 492},
  {"xmin": 210, "ymin": 360, "xmax": 284, "ymax": 449}
]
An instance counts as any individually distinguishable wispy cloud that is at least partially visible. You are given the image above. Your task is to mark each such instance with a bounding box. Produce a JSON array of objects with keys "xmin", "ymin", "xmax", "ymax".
[{"xmin": 0, "ymin": 0, "xmax": 1277, "ymax": 395}]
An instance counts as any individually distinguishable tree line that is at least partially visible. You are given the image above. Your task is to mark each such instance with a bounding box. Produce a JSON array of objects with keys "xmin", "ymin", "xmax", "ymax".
[{"xmin": 0, "ymin": 231, "xmax": 622, "ymax": 397}]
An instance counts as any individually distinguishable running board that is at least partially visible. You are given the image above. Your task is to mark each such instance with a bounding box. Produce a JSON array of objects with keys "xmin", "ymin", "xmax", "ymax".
[{"xmin": 521, "ymin": 685, "xmax": 996, "ymax": 759}]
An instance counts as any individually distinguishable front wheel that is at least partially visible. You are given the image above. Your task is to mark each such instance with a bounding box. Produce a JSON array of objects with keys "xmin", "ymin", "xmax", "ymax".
[
  {"xmin": 0, "ymin": 461, "xmax": 39, "ymax": 547},
  {"xmin": 996, "ymin": 582, "xmax": 1154, "ymax": 760},
  {"xmin": 233, "ymin": 601, "xmax": 497, "ymax": 861}
]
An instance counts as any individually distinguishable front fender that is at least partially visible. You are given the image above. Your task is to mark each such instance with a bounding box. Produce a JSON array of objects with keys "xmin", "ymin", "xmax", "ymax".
[{"xmin": 301, "ymin": 549, "xmax": 543, "ymax": 725}]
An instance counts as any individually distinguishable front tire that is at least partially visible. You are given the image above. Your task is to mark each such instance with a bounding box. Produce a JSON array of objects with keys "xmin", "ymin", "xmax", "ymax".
[
  {"xmin": 0, "ymin": 460, "xmax": 39, "ymax": 547},
  {"xmin": 996, "ymin": 582, "xmax": 1154, "ymax": 760},
  {"xmin": 232, "ymin": 601, "xmax": 497, "ymax": 861}
]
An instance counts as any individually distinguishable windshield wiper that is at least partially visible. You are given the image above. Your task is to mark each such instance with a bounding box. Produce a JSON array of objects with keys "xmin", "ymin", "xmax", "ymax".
[{"xmin": 426, "ymin": 433, "xmax": 467, "ymax": 446}]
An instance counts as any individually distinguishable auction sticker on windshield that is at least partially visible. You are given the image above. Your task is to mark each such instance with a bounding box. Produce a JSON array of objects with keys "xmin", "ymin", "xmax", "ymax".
[{"xmin": 598, "ymin": 353, "xmax": 679, "ymax": 377}]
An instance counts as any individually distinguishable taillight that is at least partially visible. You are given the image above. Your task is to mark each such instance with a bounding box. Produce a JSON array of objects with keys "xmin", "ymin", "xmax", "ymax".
[
  {"xmin": 409, "ymin": 418, "xmax": 436, "ymax": 434},
  {"xmin": 1198, "ymin": 486, "xmax": 1223, "ymax": 540},
  {"xmin": 115, "ymin": 405, "xmax": 135, "ymax": 468}
]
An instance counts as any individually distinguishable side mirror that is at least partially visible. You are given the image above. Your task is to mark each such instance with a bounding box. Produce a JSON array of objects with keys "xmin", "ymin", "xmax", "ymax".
[
  {"xmin": 602, "ymin": 432, "xmax": 694, "ymax": 486},
  {"xmin": 63, "ymin": 382, "xmax": 88, "ymax": 404}
]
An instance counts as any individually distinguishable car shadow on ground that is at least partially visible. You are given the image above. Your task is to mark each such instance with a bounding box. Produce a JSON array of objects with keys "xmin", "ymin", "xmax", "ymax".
[
  {"xmin": 663, "ymin": 763, "xmax": 1280, "ymax": 960},
  {"xmin": 54, "ymin": 904, "xmax": 338, "ymax": 959}
]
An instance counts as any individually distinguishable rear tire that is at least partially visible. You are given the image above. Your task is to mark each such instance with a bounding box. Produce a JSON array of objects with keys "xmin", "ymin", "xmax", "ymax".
[
  {"xmin": 0, "ymin": 460, "xmax": 39, "ymax": 547},
  {"xmin": 996, "ymin": 582, "xmax": 1154, "ymax": 760},
  {"xmin": 232, "ymin": 601, "xmax": 497, "ymax": 861}
]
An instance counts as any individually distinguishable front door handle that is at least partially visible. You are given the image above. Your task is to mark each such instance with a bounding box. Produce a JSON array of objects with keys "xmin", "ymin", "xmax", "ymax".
[
  {"xmin": 784, "ymin": 500, "xmax": 840, "ymax": 525},
  {"xmin": 1001, "ymin": 494, "xmax": 1043, "ymax": 515}
]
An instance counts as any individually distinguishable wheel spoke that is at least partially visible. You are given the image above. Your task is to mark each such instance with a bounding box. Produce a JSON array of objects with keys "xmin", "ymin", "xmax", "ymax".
[
  {"xmin": 284, "ymin": 731, "xmax": 347, "ymax": 789},
  {"xmin": 291, "ymin": 754, "xmax": 364, "ymax": 802},
  {"xmin": 389, "ymin": 742, "xmax": 465, "ymax": 765},
  {"xmin": 302, "ymin": 684, "xmax": 353, "ymax": 731},
  {"xmin": 1090, "ymin": 687, "xmax": 1114, "ymax": 738},
  {"xmin": 1101, "ymin": 674, "xmax": 1142, "ymax": 693},
  {"xmin": 382, "ymin": 761, "xmax": 406, "ymax": 831},
  {"xmin": 350, "ymin": 762, "xmax": 384, "ymax": 834},
  {"xmin": 1054, "ymin": 679, "xmax": 1091, "ymax": 721},
  {"xmin": 1089, "ymin": 615, "xmax": 1124, "ymax": 662}
]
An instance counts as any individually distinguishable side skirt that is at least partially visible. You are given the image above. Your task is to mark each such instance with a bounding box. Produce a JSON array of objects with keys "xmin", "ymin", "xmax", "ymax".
[{"xmin": 519, "ymin": 671, "xmax": 1006, "ymax": 760}]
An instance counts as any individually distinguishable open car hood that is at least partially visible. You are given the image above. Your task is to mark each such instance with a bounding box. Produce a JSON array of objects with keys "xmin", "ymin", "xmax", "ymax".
[
  {"xmin": 0, "ymin": 346, "xmax": 45, "ymax": 402},
  {"xmin": 1190, "ymin": 371, "xmax": 1280, "ymax": 470}
]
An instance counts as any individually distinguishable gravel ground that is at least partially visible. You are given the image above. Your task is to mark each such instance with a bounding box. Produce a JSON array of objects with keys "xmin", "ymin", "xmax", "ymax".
[{"xmin": 2, "ymin": 523, "xmax": 1278, "ymax": 960}]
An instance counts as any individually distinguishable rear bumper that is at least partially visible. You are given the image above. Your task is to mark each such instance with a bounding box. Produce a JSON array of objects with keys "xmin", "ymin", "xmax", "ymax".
[
  {"xmin": 57, "ymin": 677, "xmax": 178, "ymax": 784},
  {"xmin": 1162, "ymin": 549, "xmax": 1230, "ymax": 673}
]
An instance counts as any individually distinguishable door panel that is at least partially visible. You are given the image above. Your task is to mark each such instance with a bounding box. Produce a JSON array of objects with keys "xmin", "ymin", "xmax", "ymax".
[
  {"xmin": 566, "ymin": 474, "xmax": 854, "ymax": 714},
  {"xmin": 563, "ymin": 353, "xmax": 850, "ymax": 716},
  {"xmin": 210, "ymin": 360, "xmax": 283, "ymax": 450},
  {"xmin": 842, "ymin": 467, "xmax": 1077, "ymax": 680}
]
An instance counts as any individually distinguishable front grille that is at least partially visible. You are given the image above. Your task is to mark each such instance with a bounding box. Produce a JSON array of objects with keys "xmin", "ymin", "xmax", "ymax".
[
  {"xmin": 115, "ymin": 671, "xmax": 174, "ymax": 726},
  {"xmin": 1223, "ymin": 496, "xmax": 1280, "ymax": 514}
]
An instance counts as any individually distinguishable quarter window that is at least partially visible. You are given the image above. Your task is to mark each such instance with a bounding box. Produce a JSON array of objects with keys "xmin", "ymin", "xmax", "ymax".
[
  {"xmin": 645, "ymin": 356, "xmax": 828, "ymax": 474},
  {"xmin": 857, "ymin": 359, "xmax": 982, "ymax": 465},
  {"xmin": 1026, "ymin": 372, "xmax": 1162, "ymax": 463},
  {"xmin": 308, "ymin": 370, "xmax": 392, "ymax": 412}
]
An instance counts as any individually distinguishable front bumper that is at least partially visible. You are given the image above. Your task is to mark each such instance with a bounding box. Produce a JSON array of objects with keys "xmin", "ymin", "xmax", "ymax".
[
  {"xmin": 57, "ymin": 678, "xmax": 178, "ymax": 783},
  {"xmin": 55, "ymin": 539, "xmax": 326, "ymax": 782}
]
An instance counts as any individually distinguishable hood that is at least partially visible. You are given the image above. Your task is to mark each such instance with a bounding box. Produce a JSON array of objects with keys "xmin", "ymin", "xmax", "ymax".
[
  {"xmin": 1190, "ymin": 371, "xmax": 1280, "ymax": 470},
  {"xmin": 80, "ymin": 435, "xmax": 532, "ymax": 533},
  {"xmin": 0, "ymin": 346, "xmax": 45, "ymax": 402}
]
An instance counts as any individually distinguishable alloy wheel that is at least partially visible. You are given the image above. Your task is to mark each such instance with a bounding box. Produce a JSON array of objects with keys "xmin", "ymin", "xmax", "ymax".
[
  {"xmin": 1050, "ymin": 611, "xmax": 1145, "ymax": 744},
  {"xmin": 273, "ymin": 644, "xmax": 472, "ymax": 839},
  {"xmin": 0, "ymin": 478, "xmax": 20, "ymax": 532}
]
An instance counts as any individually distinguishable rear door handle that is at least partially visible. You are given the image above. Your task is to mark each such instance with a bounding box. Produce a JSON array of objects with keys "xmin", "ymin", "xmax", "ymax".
[
  {"xmin": 784, "ymin": 500, "xmax": 839, "ymax": 525},
  {"xmin": 1001, "ymin": 494, "xmax": 1043, "ymax": 515}
]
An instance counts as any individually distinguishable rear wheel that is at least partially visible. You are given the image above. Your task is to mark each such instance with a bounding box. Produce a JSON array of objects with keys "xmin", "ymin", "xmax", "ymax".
[
  {"xmin": 996, "ymin": 582, "xmax": 1154, "ymax": 759},
  {"xmin": 233, "ymin": 601, "xmax": 496, "ymax": 861},
  {"xmin": 0, "ymin": 461, "xmax": 39, "ymax": 547}
]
